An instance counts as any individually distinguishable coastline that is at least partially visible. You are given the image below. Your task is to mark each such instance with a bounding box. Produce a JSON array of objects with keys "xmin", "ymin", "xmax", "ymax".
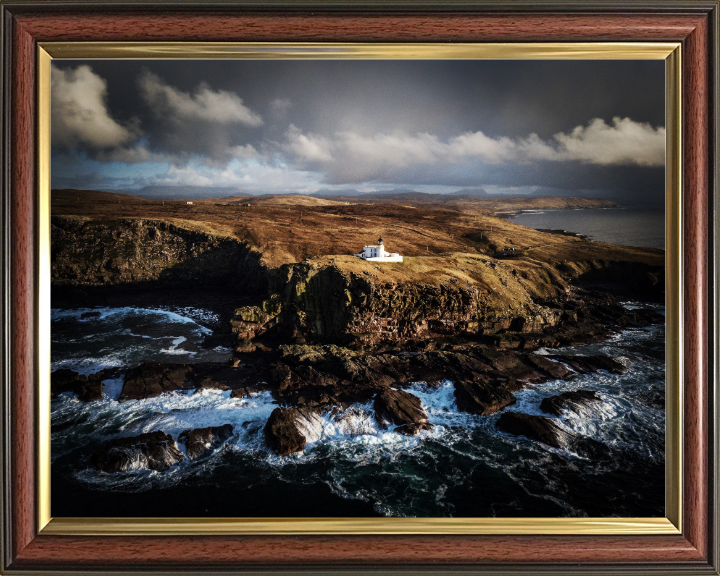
[
  {"xmin": 502, "ymin": 206, "xmax": 665, "ymax": 251},
  {"xmin": 48, "ymin": 194, "xmax": 666, "ymax": 517}
]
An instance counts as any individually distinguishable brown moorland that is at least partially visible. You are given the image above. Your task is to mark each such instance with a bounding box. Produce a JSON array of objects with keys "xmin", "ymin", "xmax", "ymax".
[{"xmin": 51, "ymin": 189, "xmax": 657, "ymax": 272}]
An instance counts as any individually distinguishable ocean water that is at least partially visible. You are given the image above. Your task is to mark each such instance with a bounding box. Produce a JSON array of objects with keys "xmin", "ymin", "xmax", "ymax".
[
  {"xmin": 510, "ymin": 207, "xmax": 665, "ymax": 250},
  {"xmin": 51, "ymin": 306, "xmax": 232, "ymax": 374},
  {"xmin": 51, "ymin": 306, "xmax": 665, "ymax": 518}
]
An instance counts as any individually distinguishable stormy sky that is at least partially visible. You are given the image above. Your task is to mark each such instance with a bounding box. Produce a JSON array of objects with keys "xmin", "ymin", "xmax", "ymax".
[{"xmin": 51, "ymin": 59, "xmax": 666, "ymax": 206}]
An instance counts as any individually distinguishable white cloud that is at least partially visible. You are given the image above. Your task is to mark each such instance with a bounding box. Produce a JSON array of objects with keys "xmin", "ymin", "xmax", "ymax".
[
  {"xmin": 284, "ymin": 125, "xmax": 334, "ymax": 163},
  {"xmin": 446, "ymin": 131, "xmax": 521, "ymax": 163},
  {"xmin": 342, "ymin": 131, "xmax": 444, "ymax": 167},
  {"xmin": 281, "ymin": 117, "xmax": 665, "ymax": 183},
  {"xmin": 52, "ymin": 65, "xmax": 139, "ymax": 150},
  {"xmin": 138, "ymin": 70, "xmax": 263, "ymax": 126},
  {"xmin": 552, "ymin": 117, "xmax": 665, "ymax": 166},
  {"xmin": 147, "ymin": 158, "xmax": 322, "ymax": 194}
]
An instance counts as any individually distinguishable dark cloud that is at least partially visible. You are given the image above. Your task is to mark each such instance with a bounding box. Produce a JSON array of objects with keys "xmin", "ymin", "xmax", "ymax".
[{"xmin": 50, "ymin": 58, "xmax": 666, "ymax": 206}]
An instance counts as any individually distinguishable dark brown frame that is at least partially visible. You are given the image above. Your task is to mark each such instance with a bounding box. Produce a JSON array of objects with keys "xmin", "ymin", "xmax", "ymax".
[{"xmin": 1, "ymin": 2, "xmax": 718, "ymax": 573}]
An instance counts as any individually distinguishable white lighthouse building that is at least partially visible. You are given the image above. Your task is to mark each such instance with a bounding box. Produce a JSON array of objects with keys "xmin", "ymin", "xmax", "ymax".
[{"xmin": 355, "ymin": 237, "xmax": 403, "ymax": 262}]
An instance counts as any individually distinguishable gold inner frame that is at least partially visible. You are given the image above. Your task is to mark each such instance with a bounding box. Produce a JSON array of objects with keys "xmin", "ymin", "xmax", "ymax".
[{"xmin": 37, "ymin": 42, "xmax": 682, "ymax": 536}]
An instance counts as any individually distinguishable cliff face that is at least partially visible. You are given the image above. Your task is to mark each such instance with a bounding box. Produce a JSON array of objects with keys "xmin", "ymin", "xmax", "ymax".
[
  {"xmin": 51, "ymin": 216, "xmax": 664, "ymax": 349},
  {"xmin": 278, "ymin": 264, "xmax": 557, "ymax": 343},
  {"xmin": 231, "ymin": 255, "xmax": 572, "ymax": 348},
  {"xmin": 52, "ymin": 216, "xmax": 268, "ymax": 293},
  {"xmin": 231, "ymin": 247, "xmax": 664, "ymax": 349}
]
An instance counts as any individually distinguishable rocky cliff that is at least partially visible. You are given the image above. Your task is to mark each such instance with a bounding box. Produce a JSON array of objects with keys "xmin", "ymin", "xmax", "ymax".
[
  {"xmin": 51, "ymin": 215, "xmax": 664, "ymax": 349},
  {"xmin": 52, "ymin": 216, "xmax": 268, "ymax": 290},
  {"xmin": 232, "ymin": 248, "xmax": 663, "ymax": 350}
]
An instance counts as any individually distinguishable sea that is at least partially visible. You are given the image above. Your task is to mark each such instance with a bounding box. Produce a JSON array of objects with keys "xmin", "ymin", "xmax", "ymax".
[
  {"xmin": 50, "ymin": 303, "xmax": 666, "ymax": 518},
  {"xmin": 509, "ymin": 207, "xmax": 665, "ymax": 250}
]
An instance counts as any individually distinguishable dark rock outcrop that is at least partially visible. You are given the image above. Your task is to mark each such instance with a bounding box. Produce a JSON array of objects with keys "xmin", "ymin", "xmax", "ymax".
[
  {"xmin": 91, "ymin": 431, "xmax": 184, "ymax": 473},
  {"xmin": 549, "ymin": 355, "xmax": 627, "ymax": 375},
  {"xmin": 119, "ymin": 362, "xmax": 194, "ymax": 401},
  {"xmin": 51, "ymin": 369, "xmax": 87, "ymax": 397},
  {"xmin": 524, "ymin": 354, "xmax": 575, "ymax": 380},
  {"xmin": 540, "ymin": 390, "xmax": 602, "ymax": 417},
  {"xmin": 51, "ymin": 369, "xmax": 104, "ymax": 402},
  {"xmin": 270, "ymin": 344, "xmax": 575, "ymax": 408},
  {"xmin": 374, "ymin": 389, "xmax": 428, "ymax": 429},
  {"xmin": 264, "ymin": 407, "xmax": 308, "ymax": 456},
  {"xmin": 496, "ymin": 412, "xmax": 575, "ymax": 449},
  {"xmin": 194, "ymin": 377, "xmax": 231, "ymax": 394},
  {"xmin": 230, "ymin": 386, "xmax": 261, "ymax": 399},
  {"xmin": 575, "ymin": 263, "xmax": 665, "ymax": 303},
  {"xmin": 178, "ymin": 424, "xmax": 234, "ymax": 460},
  {"xmin": 112, "ymin": 360, "xmax": 267, "ymax": 401},
  {"xmin": 454, "ymin": 380, "xmax": 516, "ymax": 415}
]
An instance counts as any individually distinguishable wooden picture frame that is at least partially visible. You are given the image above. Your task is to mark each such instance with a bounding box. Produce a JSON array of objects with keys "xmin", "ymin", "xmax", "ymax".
[{"xmin": 1, "ymin": 1, "xmax": 718, "ymax": 573}]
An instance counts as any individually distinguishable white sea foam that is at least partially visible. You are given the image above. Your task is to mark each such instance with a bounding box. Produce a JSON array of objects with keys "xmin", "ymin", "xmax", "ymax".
[
  {"xmin": 160, "ymin": 336, "xmax": 196, "ymax": 356},
  {"xmin": 51, "ymin": 307, "xmax": 213, "ymax": 332},
  {"xmin": 51, "ymin": 355, "xmax": 129, "ymax": 376},
  {"xmin": 102, "ymin": 378, "xmax": 125, "ymax": 401},
  {"xmin": 52, "ymin": 306, "xmax": 230, "ymax": 374}
]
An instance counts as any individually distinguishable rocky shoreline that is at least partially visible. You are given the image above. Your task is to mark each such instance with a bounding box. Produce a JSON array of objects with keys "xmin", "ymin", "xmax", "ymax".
[
  {"xmin": 50, "ymin": 214, "xmax": 665, "ymax": 473},
  {"xmin": 52, "ymin": 288, "xmax": 662, "ymax": 467}
]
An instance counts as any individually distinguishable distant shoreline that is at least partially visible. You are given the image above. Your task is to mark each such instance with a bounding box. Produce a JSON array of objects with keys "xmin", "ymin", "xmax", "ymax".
[{"xmin": 505, "ymin": 205, "xmax": 665, "ymax": 251}]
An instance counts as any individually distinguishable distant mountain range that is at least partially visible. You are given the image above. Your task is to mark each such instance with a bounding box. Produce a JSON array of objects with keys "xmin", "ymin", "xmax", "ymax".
[
  {"xmin": 118, "ymin": 186, "xmax": 257, "ymax": 200},
  {"xmin": 79, "ymin": 184, "xmax": 619, "ymax": 206}
]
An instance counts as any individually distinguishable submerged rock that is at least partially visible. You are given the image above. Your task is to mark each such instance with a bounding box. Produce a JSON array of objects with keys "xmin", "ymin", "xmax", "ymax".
[
  {"xmin": 51, "ymin": 369, "xmax": 104, "ymax": 402},
  {"xmin": 496, "ymin": 412, "xmax": 575, "ymax": 449},
  {"xmin": 80, "ymin": 310, "xmax": 102, "ymax": 319},
  {"xmin": 540, "ymin": 390, "xmax": 602, "ymax": 417},
  {"xmin": 91, "ymin": 431, "xmax": 185, "ymax": 473},
  {"xmin": 374, "ymin": 388, "xmax": 428, "ymax": 429},
  {"xmin": 178, "ymin": 424, "xmax": 234, "ymax": 461},
  {"xmin": 453, "ymin": 380, "xmax": 516, "ymax": 415},
  {"xmin": 119, "ymin": 362, "xmax": 194, "ymax": 401}
]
